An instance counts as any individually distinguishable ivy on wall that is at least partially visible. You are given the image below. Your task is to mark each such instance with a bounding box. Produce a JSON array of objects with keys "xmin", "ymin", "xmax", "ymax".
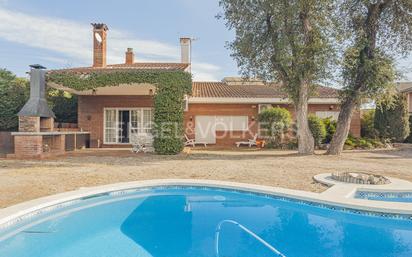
[{"xmin": 47, "ymin": 70, "xmax": 192, "ymax": 155}]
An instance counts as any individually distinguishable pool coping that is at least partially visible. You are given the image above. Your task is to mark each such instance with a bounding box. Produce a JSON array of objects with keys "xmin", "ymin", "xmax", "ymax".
[{"xmin": 1, "ymin": 179, "xmax": 412, "ymax": 228}]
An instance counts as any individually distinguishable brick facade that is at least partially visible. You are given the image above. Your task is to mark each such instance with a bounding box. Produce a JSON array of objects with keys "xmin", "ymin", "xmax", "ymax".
[
  {"xmin": 184, "ymin": 104, "xmax": 259, "ymax": 146},
  {"xmin": 78, "ymin": 95, "xmax": 154, "ymax": 147},
  {"xmin": 184, "ymin": 103, "xmax": 361, "ymax": 146},
  {"xmin": 78, "ymin": 96, "xmax": 361, "ymax": 148}
]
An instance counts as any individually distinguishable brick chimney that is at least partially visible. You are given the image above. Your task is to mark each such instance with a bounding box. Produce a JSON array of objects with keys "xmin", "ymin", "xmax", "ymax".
[
  {"xmin": 91, "ymin": 23, "xmax": 108, "ymax": 67},
  {"xmin": 125, "ymin": 48, "xmax": 134, "ymax": 64},
  {"xmin": 180, "ymin": 37, "xmax": 191, "ymax": 64}
]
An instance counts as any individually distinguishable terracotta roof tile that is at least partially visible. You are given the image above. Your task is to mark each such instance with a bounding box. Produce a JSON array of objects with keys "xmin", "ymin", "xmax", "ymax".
[
  {"xmin": 192, "ymin": 82, "xmax": 339, "ymax": 98},
  {"xmin": 48, "ymin": 63, "xmax": 189, "ymax": 74},
  {"xmin": 397, "ymin": 82, "xmax": 412, "ymax": 92}
]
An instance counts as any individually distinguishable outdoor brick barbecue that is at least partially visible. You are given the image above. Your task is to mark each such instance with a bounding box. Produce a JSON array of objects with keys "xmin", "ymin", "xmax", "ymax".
[{"xmin": 10, "ymin": 65, "xmax": 89, "ymax": 159}]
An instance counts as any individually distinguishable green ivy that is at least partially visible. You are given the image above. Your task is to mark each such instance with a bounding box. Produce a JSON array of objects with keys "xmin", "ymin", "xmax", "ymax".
[{"xmin": 47, "ymin": 70, "xmax": 192, "ymax": 154}]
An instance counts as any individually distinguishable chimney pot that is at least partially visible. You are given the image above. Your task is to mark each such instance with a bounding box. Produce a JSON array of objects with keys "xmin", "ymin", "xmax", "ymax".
[{"xmin": 125, "ymin": 48, "xmax": 134, "ymax": 64}]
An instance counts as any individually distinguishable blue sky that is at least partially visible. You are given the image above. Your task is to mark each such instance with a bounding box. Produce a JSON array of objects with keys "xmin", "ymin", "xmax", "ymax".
[
  {"xmin": 0, "ymin": 0, "xmax": 238, "ymax": 81},
  {"xmin": 0, "ymin": 0, "xmax": 411, "ymax": 82}
]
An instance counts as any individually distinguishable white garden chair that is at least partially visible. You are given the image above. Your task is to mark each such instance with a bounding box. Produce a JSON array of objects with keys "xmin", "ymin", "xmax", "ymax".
[
  {"xmin": 131, "ymin": 134, "xmax": 150, "ymax": 153},
  {"xmin": 184, "ymin": 134, "xmax": 207, "ymax": 147},
  {"xmin": 235, "ymin": 134, "xmax": 258, "ymax": 148}
]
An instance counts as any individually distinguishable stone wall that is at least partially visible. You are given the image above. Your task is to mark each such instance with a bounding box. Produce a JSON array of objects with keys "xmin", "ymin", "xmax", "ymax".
[{"xmin": 18, "ymin": 116, "xmax": 40, "ymax": 132}]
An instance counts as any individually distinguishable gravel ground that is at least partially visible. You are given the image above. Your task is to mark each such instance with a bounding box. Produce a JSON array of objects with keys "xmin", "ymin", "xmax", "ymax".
[{"xmin": 0, "ymin": 147, "xmax": 411, "ymax": 208}]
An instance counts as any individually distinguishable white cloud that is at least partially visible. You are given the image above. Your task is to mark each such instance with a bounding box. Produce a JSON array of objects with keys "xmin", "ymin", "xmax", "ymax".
[
  {"xmin": 191, "ymin": 62, "xmax": 221, "ymax": 81},
  {"xmin": 0, "ymin": 7, "xmax": 221, "ymax": 80}
]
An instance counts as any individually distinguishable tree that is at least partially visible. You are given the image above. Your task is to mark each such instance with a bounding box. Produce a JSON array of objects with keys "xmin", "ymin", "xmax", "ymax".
[
  {"xmin": 374, "ymin": 93, "xmax": 410, "ymax": 142},
  {"xmin": 327, "ymin": 0, "xmax": 412, "ymax": 155},
  {"xmin": 0, "ymin": 69, "xmax": 29, "ymax": 131},
  {"xmin": 48, "ymin": 89, "xmax": 78, "ymax": 123},
  {"xmin": 0, "ymin": 69, "xmax": 78, "ymax": 131},
  {"xmin": 219, "ymin": 0, "xmax": 336, "ymax": 154},
  {"xmin": 258, "ymin": 107, "xmax": 292, "ymax": 147}
]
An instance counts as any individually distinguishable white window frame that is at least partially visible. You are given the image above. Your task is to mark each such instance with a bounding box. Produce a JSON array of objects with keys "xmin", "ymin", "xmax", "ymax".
[
  {"xmin": 104, "ymin": 109, "xmax": 118, "ymax": 144},
  {"xmin": 103, "ymin": 108, "xmax": 154, "ymax": 145}
]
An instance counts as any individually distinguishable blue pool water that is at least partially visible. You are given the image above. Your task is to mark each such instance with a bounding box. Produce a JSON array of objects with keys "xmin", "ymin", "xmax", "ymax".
[
  {"xmin": 355, "ymin": 191, "xmax": 412, "ymax": 203},
  {"xmin": 0, "ymin": 187, "xmax": 412, "ymax": 257}
]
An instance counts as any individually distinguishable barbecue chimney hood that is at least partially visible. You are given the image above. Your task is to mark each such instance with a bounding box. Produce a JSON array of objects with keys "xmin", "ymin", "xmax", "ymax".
[{"xmin": 18, "ymin": 64, "xmax": 55, "ymax": 118}]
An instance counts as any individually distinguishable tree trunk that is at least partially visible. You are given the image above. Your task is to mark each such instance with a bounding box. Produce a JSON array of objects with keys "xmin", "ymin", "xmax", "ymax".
[
  {"xmin": 326, "ymin": 97, "xmax": 357, "ymax": 155},
  {"xmin": 296, "ymin": 82, "xmax": 314, "ymax": 154},
  {"xmin": 326, "ymin": 2, "xmax": 388, "ymax": 156}
]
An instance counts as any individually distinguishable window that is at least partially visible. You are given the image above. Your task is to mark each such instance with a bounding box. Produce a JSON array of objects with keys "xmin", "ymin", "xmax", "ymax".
[
  {"xmin": 104, "ymin": 109, "xmax": 117, "ymax": 143},
  {"xmin": 130, "ymin": 110, "xmax": 141, "ymax": 135},
  {"xmin": 315, "ymin": 111, "xmax": 339, "ymax": 120},
  {"xmin": 104, "ymin": 108, "xmax": 153, "ymax": 144},
  {"xmin": 142, "ymin": 109, "xmax": 153, "ymax": 134}
]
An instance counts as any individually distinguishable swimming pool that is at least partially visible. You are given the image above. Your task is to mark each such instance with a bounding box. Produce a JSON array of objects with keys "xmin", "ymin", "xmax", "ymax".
[
  {"xmin": 355, "ymin": 190, "xmax": 412, "ymax": 203},
  {"xmin": 1, "ymin": 186, "xmax": 412, "ymax": 257}
]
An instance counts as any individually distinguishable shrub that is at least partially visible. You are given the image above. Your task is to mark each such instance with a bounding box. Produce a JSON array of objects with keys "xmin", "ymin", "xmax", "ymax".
[
  {"xmin": 322, "ymin": 117, "xmax": 336, "ymax": 143},
  {"xmin": 344, "ymin": 135, "xmax": 385, "ymax": 150},
  {"xmin": 374, "ymin": 93, "xmax": 410, "ymax": 142},
  {"xmin": 361, "ymin": 109, "xmax": 376, "ymax": 138},
  {"xmin": 0, "ymin": 69, "xmax": 29, "ymax": 131},
  {"xmin": 258, "ymin": 107, "xmax": 292, "ymax": 148},
  {"xmin": 285, "ymin": 137, "xmax": 298, "ymax": 150},
  {"xmin": 308, "ymin": 115, "xmax": 326, "ymax": 148}
]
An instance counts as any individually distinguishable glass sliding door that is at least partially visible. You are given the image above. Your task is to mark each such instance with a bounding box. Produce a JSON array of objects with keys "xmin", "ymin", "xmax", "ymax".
[
  {"xmin": 104, "ymin": 108, "xmax": 153, "ymax": 144},
  {"xmin": 104, "ymin": 109, "xmax": 117, "ymax": 143},
  {"xmin": 142, "ymin": 109, "xmax": 153, "ymax": 134},
  {"xmin": 130, "ymin": 110, "xmax": 141, "ymax": 136},
  {"xmin": 118, "ymin": 110, "xmax": 130, "ymax": 143}
]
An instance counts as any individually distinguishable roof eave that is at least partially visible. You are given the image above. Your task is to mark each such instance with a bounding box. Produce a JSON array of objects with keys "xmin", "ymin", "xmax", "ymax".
[{"xmin": 188, "ymin": 97, "xmax": 340, "ymax": 104}]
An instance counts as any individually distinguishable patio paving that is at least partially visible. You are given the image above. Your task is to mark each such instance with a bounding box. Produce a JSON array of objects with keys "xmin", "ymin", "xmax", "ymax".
[{"xmin": 0, "ymin": 146, "xmax": 411, "ymax": 208}]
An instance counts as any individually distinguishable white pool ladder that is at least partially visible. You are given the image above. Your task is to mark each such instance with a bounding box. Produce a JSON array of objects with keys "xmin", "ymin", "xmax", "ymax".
[{"xmin": 215, "ymin": 219, "xmax": 286, "ymax": 257}]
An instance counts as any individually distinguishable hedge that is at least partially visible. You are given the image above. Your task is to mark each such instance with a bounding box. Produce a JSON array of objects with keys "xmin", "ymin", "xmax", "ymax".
[
  {"xmin": 47, "ymin": 70, "xmax": 192, "ymax": 154},
  {"xmin": 374, "ymin": 93, "xmax": 410, "ymax": 142}
]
